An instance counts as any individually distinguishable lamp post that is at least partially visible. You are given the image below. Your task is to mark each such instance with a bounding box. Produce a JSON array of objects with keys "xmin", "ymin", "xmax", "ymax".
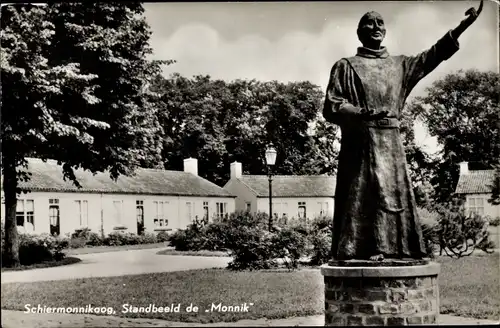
[{"xmin": 265, "ymin": 144, "xmax": 277, "ymax": 232}]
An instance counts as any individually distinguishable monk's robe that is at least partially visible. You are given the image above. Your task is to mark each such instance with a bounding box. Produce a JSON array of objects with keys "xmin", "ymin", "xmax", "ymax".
[{"xmin": 324, "ymin": 31, "xmax": 459, "ymax": 260}]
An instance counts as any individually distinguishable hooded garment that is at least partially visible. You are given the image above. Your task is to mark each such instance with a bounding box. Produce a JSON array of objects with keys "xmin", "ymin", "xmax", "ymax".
[{"xmin": 324, "ymin": 31, "xmax": 459, "ymax": 260}]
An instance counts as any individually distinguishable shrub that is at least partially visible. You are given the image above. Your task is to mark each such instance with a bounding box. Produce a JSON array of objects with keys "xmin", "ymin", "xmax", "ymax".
[
  {"xmin": 168, "ymin": 226, "xmax": 204, "ymax": 251},
  {"xmin": 156, "ymin": 231, "xmax": 170, "ymax": 243},
  {"xmin": 140, "ymin": 232, "xmax": 158, "ymax": 244},
  {"xmin": 68, "ymin": 237, "xmax": 87, "ymax": 249},
  {"xmin": 489, "ymin": 216, "xmax": 500, "ymax": 227},
  {"xmin": 200, "ymin": 221, "xmax": 228, "ymax": 251},
  {"xmin": 418, "ymin": 207, "xmax": 440, "ymax": 257},
  {"xmin": 227, "ymin": 227, "xmax": 277, "ymax": 271},
  {"xmin": 104, "ymin": 232, "xmax": 142, "ymax": 246},
  {"xmin": 271, "ymin": 227, "xmax": 308, "ymax": 270},
  {"xmin": 16, "ymin": 233, "xmax": 67, "ymax": 265},
  {"xmin": 71, "ymin": 228, "xmax": 103, "ymax": 247},
  {"xmin": 433, "ymin": 204, "xmax": 495, "ymax": 258}
]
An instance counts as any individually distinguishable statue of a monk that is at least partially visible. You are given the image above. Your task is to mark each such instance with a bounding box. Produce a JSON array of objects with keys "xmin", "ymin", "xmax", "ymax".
[{"xmin": 324, "ymin": 1, "xmax": 483, "ymax": 261}]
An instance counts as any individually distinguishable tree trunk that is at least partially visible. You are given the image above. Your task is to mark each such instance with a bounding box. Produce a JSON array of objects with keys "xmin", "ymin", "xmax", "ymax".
[{"xmin": 2, "ymin": 158, "xmax": 20, "ymax": 267}]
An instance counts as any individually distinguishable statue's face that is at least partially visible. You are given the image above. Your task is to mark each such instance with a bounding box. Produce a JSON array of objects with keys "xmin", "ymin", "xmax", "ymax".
[{"xmin": 357, "ymin": 12, "xmax": 386, "ymax": 46}]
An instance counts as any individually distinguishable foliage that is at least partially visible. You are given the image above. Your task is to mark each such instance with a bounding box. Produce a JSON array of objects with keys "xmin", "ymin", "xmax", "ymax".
[
  {"xmin": 431, "ymin": 204, "xmax": 495, "ymax": 258},
  {"xmin": 155, "ymin": 231, "xmax": 169, "ymax": 243},
  {"xmin": 168, "ymin": 211, "xmax": 336, "ymax": 270},
  {"xmin": 71, "ymin": 228, "xmax": 103, "ymax": 246},
  {"xmin": 151, "ymin": 74, "xmax": 340, "ymax": 186},
  {"xmin": 7, "ymin": 232, "xmax": 67, "ymax": 266},
  {"xmin": 489, "ymin": 163, "xmax": 500, "ymax": 205},
  {"xmin": 307, "ymin": 216, "xmax": 333, "ymax": 265},
  {"xmin": 1, "ymin": 2, "xmax": 172, "ymax": 266},
  {"xmin": 271, "ymin": 227, "xmax": 308, "ymax": 270},
  {"xmin": 418, "ymin": 207, "xmax": 441, "ymax": 257},
  {"xmin": 488, "ymin": 216, "xmax": 500, "ymax": 227},
  {"xmin": 227, "ymin": 227, "xmax": 278, "ymax": 271},
  {"xmin": 407, "ymin": 70, "xmax": 500, "ymax": 203}
]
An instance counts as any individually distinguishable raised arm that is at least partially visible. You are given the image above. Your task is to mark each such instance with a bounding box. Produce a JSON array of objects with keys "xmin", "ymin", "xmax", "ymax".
[{"xmin": 403, "ymin": 0, "xmax": 483, "ymax": 96}]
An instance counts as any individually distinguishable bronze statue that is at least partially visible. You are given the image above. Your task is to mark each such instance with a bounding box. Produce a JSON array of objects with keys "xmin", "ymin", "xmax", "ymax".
[{"xmin": 323, "ymin": 1, "xmax": 483, "ymax": 261}]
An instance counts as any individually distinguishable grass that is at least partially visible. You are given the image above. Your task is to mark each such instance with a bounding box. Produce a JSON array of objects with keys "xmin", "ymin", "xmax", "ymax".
[
  {"xmin": 1, "ymin": 257, "xmax": 81, "ymax": 272},
  {"xmin": 1, "ymin": 255, "xmax": 498, "ymax": 323},
  {"xmin": 64, "ymin": 242, "xmax": 167, "ymax": 255},
  {"xmin": 156, "ymin": 249, "xmax": 230, "ymax": 257},
  {"xmin": 438, "ymin": 255, "xmax": 499, "ymax": 320}
]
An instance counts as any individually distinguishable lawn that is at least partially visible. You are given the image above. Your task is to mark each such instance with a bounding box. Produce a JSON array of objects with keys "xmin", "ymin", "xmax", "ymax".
[
  {"xmin": 1, "ymin": 255, "xmax": 498, "ymax": 323},
  {"xmin": 64, "ymin": 242, "xmax": 168, "ymax": 255},
  {"xmin": 0, "ymin": 257, "xmax": 81, "ymax": 273},
  {"xmin": 156, "ymin": 249, "xmax": 229, "ymax": 257}
]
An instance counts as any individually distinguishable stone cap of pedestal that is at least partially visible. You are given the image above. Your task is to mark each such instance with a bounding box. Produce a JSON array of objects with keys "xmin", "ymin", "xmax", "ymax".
[{"xmin": 320, "ymin": 261, "xmax": 440, "ymax": 278}]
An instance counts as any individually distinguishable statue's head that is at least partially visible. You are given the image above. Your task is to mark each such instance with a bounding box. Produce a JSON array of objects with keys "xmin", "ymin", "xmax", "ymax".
[{"xmin": 357, "ymin": 11, "xmax": 386, "ymax": 49}]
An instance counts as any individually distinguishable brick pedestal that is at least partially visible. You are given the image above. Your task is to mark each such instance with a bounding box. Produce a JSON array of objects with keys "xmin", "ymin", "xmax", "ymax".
[{"xmin": 320, "ymin": 260, "xmax": 440, "ymax": 326}]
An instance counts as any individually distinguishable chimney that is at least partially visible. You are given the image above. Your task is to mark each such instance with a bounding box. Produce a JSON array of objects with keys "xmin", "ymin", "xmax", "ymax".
[
  {"xmin": 459, "ymin": 162, "xmax": 469, "ymax": 175},
  {"xmin": 183, "ymin": 158, "xmax": 198, "ymax": 176},
  {"xmin": 230, "ymin": 161, "xmax": 242, "ymax": 179}
]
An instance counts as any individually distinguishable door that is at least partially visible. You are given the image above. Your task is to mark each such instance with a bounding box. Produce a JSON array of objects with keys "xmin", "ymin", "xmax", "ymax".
[{"xmin": 49, "ymin": 205, "xmax": 60, "ymax": 236}]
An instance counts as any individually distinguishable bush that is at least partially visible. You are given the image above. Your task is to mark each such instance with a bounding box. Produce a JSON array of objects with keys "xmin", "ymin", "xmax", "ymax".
[
  {"xmin": 271, "ymin": 227, "xmax": 308, "ymax": 270},
  {"xmin": 104, "ymin": 232, "xmax": 142, "ymax": 246},
  {"xmin": 71, "ymin": 228, "xmax": 103, "ymax": 247},
  {"xmin": 489, "ymin": 217, "xmax": 500, "ymax": 227},
  {"xmin": 1, "ymin": 224, "xmax": 67, "ymax": 266},
  {"xmin": 200, "ymin": 221, "xmax": 228, "ymax": 251},
  {"xmin": 227, "ymin": 227, "xmax": 277, "ymax": 271},
  {"xmin": 156, "ymin": 231, "xmax": 170, "ymax": 243},
  {"xmin": 168, "ymin": 226, "xmax": 205, "ymax": 251},
  {"xmin": 140, "ymin": 232, "xmax": 158, "ymax": 244},
  {"xmin": 17, "ymin": 233, "xmax": 67, "ymax": 266},
  {"xmin": 433, "ymin": 204, "xmax": 495, "ymax": 258},
  {"xmin": 418, "ymin": 207, "xmax": 440, "ymax": 257}
]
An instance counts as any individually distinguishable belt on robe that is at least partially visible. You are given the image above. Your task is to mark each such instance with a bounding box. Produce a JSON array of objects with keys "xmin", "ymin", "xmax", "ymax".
[{"xmin": 365, "ymin": 117, "xmax": 400, "ymax": 129}]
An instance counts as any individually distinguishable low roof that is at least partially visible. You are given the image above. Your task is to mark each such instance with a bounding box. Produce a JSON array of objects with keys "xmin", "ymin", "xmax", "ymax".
[
  {"xmin": 237, "ymin": 175, "xmax": 336, "ymax": 198},
  {"xmin": 455, "ymin": 170, "xmax": 495, "ymax": 194},
  {"xmin": 15, "ymin": 158, "xmax": 235, "ymax": 198}
]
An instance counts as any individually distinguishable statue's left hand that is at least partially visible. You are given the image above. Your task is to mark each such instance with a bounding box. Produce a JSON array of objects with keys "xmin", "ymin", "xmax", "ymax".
[{"xmin": 464, "ymin": 0, "xmax": 483, "ymax": 25}]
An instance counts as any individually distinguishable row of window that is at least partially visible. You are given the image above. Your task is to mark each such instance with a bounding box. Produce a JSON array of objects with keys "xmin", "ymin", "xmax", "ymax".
[
  {"xmin": 15, "ymin": 199, "xmax": 229, "ymax": 235},
  {"xmin": 247, "ymin": 201, "xmax": 330, "ymax": 219}
]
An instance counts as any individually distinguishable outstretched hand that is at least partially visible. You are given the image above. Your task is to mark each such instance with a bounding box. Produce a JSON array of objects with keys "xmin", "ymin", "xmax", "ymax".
[{"xmin": 464, "ymin": 0, "xmax": 483, "ymax": 25}]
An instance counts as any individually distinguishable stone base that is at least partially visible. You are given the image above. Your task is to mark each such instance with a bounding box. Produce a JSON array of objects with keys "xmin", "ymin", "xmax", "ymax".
[{"xmin": 320, "ymin": 260, "xmax": 440, "ymax": 326}]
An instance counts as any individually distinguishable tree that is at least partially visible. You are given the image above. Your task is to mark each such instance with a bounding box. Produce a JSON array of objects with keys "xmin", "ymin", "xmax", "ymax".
[
  {"xmin": 407, "ymin": 70, "xmax": 500, "ymax": 203},
  {"xmin": 153, "ymin": 74, "xmax": 340, "ymax": 186},
  {"xmin": 432, "ymin": 203, "xmax": 495, "ymax": 258},
  {"xmin": 489, "ymin": 163, "xmax": 500, "ymax": 205},
  {"xmin": 1, "ymin": 3, "xmax": 172, "ymax": 266}
]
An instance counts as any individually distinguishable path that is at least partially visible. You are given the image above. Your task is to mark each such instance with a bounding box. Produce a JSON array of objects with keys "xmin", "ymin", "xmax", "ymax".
[
  {"xmin": 1, "ymin": 310, "xmax": 498, "ymax": 327},
  {"xmin": 1, "ymin": 248, "xmax": 231, "ymax": 284}
]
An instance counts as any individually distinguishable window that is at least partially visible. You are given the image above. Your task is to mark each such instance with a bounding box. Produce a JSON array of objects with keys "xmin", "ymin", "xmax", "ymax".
[
  {"xmin": 216, "ymin": 202, "xmax": 227, "ymax": 220},
  {"xmin": 319, "ymin": 202, "xmax": 329, "ymax": 216},
  {"xmin": 16, "ymin": 199, "xmax": 34, "ymax": 227},
  {"xmin": 186, "ymin": 202, "xmax": 193, "ymax": 222},
  {"xmin": 203, "ymin": 201, "xmax": 209, "ymax": 221},
  {"xmin": 245, "ymin": 202, "xmax": 251, "ymax": 212},
  {"xmin": 298, "ymin": 201, "xmax": 307, "ymax": 219},
  {"xmin": 75, "ymin": 200, "xmax": 89, "ymax": 226},
  {"xmin": 468, "ymin": 197, "xmax": 484, "ymax": 216},
  {"xmin": 153, "ymin": 201, "xmax": 168, "ymax": 227},
  {"xmin": 136, "ymin": 200, "xmax": 144, "ymax": 235},
  {"xmin": 49, "ymin": 199, "xmax": 60, "ymax": 236}
]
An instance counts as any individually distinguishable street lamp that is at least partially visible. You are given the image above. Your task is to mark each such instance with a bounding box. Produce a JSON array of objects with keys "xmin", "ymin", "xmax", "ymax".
[{"xmin": 265, "ymin": 144, "xmax": 277, "ymax": 231}]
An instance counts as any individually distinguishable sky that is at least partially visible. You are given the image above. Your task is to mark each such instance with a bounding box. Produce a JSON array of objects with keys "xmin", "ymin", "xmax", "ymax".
[{"xmin": 144, "ymin": 1, "xmax": 499, "ymax": 156}]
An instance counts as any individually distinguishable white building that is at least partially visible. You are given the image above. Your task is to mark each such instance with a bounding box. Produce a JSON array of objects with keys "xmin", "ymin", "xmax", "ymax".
[
  {"xmin": 1, "ymin": 158, "xmax": 235, "ymax": 236},
  {"xmin": 455, "ymin": 161, "xmax": 499, "ymax": 218},
  {"xmin": 223, "ymin": 161, "xmax": 336, "ymax": 221}
]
